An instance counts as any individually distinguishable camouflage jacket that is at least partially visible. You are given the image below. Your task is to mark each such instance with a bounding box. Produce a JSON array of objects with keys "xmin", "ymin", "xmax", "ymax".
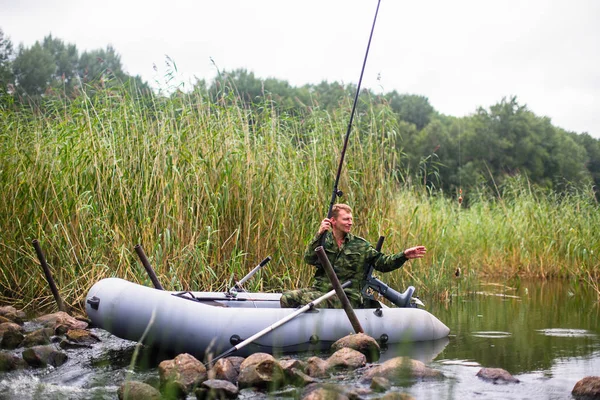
[{"xmin": 303, "ymin": 231, "xmax": 408, "ymax": 305}]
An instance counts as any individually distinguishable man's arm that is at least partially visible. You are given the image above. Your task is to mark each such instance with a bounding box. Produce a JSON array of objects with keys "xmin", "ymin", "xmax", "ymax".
[
  {"xmin": 304, "ymin": 218, "xmax": 334, "ymax": 265},
  {"xmin": 371, "ymin": 245, "xmax": 426, "ymax": 273},
  {"xmin": 304, "ymin": 234, "xmax": 323, "ymax": 265}
]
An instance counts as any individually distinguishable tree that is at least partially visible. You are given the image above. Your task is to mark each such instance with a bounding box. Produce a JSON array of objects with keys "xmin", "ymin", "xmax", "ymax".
[
  {"xmin": 385, "ymin": 92, "xmax": 434, "ymax": 130},
  {"xmin": 0, "ymin": 28, "xmax": 14, "ymax": 90},
  {"xmin": 12, "ymin": 41, "xmax": 56, "ymax": 96},
  {"xmin": 42, "ymin": 35, "xmax": 78, "ymax": 92},
  {"xmin": 78, "ymin": 45, "xmax": 127, "ymax": 85}
]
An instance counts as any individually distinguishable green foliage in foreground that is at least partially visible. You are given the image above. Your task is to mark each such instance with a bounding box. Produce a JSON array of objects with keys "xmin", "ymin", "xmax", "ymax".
[{"xmin": 0, "ymin": 86, "xmax": 598, "ymax": 312}]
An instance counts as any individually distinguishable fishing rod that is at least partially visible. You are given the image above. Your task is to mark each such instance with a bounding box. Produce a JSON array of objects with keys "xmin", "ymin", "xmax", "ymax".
[{"xmin": 326, "ymin": 0, "xmax": 382, "ymax": 219}]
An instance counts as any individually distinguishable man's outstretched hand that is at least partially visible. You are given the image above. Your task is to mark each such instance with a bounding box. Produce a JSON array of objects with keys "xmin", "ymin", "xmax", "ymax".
[{"xmin": 404, "ymin": 246, "xmax": 427, "ymax": 259}]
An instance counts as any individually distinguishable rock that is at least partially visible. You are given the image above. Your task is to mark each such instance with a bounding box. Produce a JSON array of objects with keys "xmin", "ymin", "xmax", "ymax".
[
  {"xmin": 326, "ymin": 348, "xmax": 366, "ymax": 371},
  {"xmin": 0, "ymin": 306, "xmax": 26, "ymax": 325},
  {"xmin": 346, "ymin": 387, "xmax": 372, "ymax": 400},
  {"xmin": 306, "ymin": 356, "xmax": 329, "ymax": 378},
  {"xmin": 208, "ymin": 357, "xmax": 239, "ymax": 383},
  {"xmin": 59, "ymin": 339, "xmax": 93, "ymax": 350},
  {"xmin": 0, "ymin": 323, "xmax": 25, "ymax": 350},
  {"xmin": 572, "ymin": 376, "xmax": 600, "ymax": 399},
  {"xmin": 159, "ymin": 353, "xmax": 207, "ymax": 398},
  {"xmin": 370, "ymin": 376, "xmax": 391, "ymax": 392},
  {"xmin": 361, "ymin": 357, "xmax": 443, "ymax": 383},
  {"xmin": 280, "ymin": 359, "xmax": 314, "ymax": 386},
  {"xmin": 285, "ymin": 367, "xmax": 317, "ymax": 387},
  {"xmin": 331, "ymin": 333, "xmax": 381, "ymax": 362},
  {"xmin": 54, "ymin": 324, "xmax": 69, "ymax": 336},
  {"xmin": 476, "ymin": 367, "xmax": 520, "ymax": 384},
  {"xmin": 302, "ymin": 383, "xmax": 349, "ymax": 400},
  {"xmin": 22, "ymin": 345, "xmax": 68, "ymax": 368},
  {"xmin": 21, "ymin": 328, "xmax": 54, "ymax": 347},
  {"xmin": 0, "ymin": 322, "xmax": 24, "ymax": 335},
  {"xmin": 225, "ymin": 356, "xmax": 244, "ymax": 371},
  {"xmin": 0, "ymin": 351, "xmax": 27, "ymax": 372},
  {"xmin": 280, "ymin": 358, "xmax": 308, "ymax": 373},
  {"xmin": 195, "ymin": 379, "xmax": 239, "ymax": 399},
  {"xmin": 117, "ymin": 381, "xmax": 161, "ymax": 400},
  {"xmin": 237, "ymin": 352, "xmax": 284, "ymax": 390},
  {"xmin": 34, "ymin": 311, "xmax": 88, "ymax": 330},
  {"xmin": 377, "ymin": 393, "xmax": 414, "ymax": 400},
  {"xmin": 65, "ymin": 328, "xmax": 101, "ymax": 345}
]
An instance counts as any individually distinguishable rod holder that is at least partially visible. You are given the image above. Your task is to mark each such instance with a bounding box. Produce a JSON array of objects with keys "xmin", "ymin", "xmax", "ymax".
[
  {"xmin": 134, "ymin": 244, "xmax": 164, "ymax": 290},
  {"xmin": 32, "ymin": 239, "xmax": 67, "ymax": 313},
  {"xmin": 315, "ymin": 246, "xmax": 364, "ymax": 334}
]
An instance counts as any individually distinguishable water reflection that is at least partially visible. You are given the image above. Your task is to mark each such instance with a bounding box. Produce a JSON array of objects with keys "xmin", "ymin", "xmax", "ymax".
[
  {"xmin": 429, "ymin": 279, "xmax": 600, "ymax": 375},
  {"xmin": 379, "ymin": 337, "xmax": 450, "ymax": 363}
]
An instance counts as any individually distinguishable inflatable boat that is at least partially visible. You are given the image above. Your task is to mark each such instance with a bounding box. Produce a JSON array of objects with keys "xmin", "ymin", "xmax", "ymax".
[{"xmin": 85, "ymin": 278, "xmax": 450, "ymax": 359}]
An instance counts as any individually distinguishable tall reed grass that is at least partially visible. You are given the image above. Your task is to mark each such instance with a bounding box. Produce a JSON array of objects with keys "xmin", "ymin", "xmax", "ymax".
[{"xmin": 0, "ymin": 86, "xmax": 598, "ymax": 312}]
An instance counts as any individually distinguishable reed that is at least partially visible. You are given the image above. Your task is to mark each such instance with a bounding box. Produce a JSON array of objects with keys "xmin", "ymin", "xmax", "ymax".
[{"xmin": 0, "ymin": 85, "xmax": 598, "ymax": 312}]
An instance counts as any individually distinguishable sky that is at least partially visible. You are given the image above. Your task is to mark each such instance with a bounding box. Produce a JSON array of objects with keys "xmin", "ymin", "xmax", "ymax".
[{"xmin": 2, "ymin": 0, "xmax": 599, "ymax": 138}]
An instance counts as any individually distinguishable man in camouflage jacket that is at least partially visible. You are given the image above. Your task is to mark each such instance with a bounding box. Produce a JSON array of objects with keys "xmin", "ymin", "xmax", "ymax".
[{"xmin": 280, "ymin": 203, "xmax": 427, "ymax": 308}]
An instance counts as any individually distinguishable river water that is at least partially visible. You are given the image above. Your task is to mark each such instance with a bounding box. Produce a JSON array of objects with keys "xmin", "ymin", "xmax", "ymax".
[{"xmin": 0, "ymin": 279, "xmax": 598, "ymax": 399}]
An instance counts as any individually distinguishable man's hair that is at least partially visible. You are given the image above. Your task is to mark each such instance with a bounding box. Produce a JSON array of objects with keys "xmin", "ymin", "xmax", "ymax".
[{"xmin": 331, "ymin": 203, "xmax": 352, "ymax": 218}]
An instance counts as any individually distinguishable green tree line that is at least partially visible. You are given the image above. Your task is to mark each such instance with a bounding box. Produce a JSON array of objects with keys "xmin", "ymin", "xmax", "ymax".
[{"xmin": 1, "ymin": 28, "xmax": 599, "ymax": 202}]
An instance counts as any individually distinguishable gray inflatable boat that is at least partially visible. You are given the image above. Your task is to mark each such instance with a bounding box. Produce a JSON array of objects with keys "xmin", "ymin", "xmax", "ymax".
[{"xmin": 86, "ymin": 278, "xmax": 450, "ymax": 358}]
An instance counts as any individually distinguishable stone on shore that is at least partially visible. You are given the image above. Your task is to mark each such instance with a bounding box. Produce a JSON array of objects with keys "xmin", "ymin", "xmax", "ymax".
[
  {"xmin": 208, "ymin": 357, "xmax": 239, "ymax": 384},
  {"xmin": 159, "ymin": 353, "xmax": 207, "ymax": 398},
  {"xmin": 361, "ymin": 356, "xmax": 443, "ymax": 383},
  {"xmin": 21, "ymin": 327, "xmax": 54, "ymax": 347},
  {"xmin": 572, "ymin": 376, "xmax": 600, "ymax": 399},
  {"xmin": 195, "ymin": 379, "xmax": 239, "ymax": 399},
  {"xmin": 0, "ymin": 322, "xmax": 25, "ymax": 349},
  {"xmin": 301, "ymin": 383, "xmax": 349, "ymax": 400},
  {"xmin": 0, "ymin": 306, "xmax": 26, "ymax": 325},
  {"xmin": 305, "ymin": 356, "xmax": 329, "ymax": 378},
  {"xmin": 326, "ymin": 347, "xmax": 366, "ymax": 371},
  {"xmin": 0, "ymin": 351, "xmax": 28, "ymax": 372},
  {"xmin": 22, "ymin": 345, "xmax": 68, "ymax": 368},
  {"xmin": 237, "ymin": 352, "xmax": 284, "ymax": 390},
  {"xmin": 331, "ymin": 333, "xmax": 381, "ymax": 362},
  {"xmin": 118, "ymin": 381, "xmax": 161, "ymax": 400},
  {"xmin": 34, "ymin": 311, "xmax": 88, "ymax": 330},
  {"xmin": 476, "ymin": 367, "xmax": 520, "ymax": 384}
]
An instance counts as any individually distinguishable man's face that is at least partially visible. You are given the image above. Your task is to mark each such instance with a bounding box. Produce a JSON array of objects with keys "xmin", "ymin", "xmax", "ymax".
[{"xmin": 332, "ymin": 210, "xmax": 353, "ymax": 235}]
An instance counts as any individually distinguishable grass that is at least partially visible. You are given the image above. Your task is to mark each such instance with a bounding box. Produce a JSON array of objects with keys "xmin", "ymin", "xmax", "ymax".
[{"xmin": 0, "ymin": 85, "xmax": 598, "ymax": 313}]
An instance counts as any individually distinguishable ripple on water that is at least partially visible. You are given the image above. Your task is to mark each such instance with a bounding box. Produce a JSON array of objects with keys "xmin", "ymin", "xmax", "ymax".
[
  {"xmin": 440, "ymin": 359, "xmax": 481, "ymax": 367},
  {"xmin": 471, "ymin": 331, "xmax": 512, "ymax": 338},
  {"xmin": 536, "ymin": 328, "xmax": 597, "ymax": 338}
]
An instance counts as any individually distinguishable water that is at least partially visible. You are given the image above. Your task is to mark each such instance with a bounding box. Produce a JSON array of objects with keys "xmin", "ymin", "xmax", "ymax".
[{"xmin": 1, "ymin": 279, "xmax": 598, "ymax": 399}]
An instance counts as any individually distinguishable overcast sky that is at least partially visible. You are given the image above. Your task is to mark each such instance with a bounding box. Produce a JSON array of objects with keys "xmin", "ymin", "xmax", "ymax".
[{"xmin": 2, "ymin": 0, "xmax": 599, "ymax": 138}]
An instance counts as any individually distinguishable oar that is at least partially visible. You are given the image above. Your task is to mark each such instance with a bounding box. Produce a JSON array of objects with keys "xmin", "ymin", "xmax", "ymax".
[{"xmin": 207, "ymin": 281, "xmax": 352, "ymax": 366}]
